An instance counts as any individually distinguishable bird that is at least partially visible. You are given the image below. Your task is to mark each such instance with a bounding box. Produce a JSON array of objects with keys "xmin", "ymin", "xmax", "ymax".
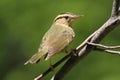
[{"xmin": 24, "ymin": 12, "xmax": 80, "ymax": 65}]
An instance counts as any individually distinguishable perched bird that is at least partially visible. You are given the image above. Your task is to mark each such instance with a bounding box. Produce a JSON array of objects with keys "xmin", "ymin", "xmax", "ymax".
[{"xmin": 24, "ymin": 12, "xmax": 80, "ymax": 65}]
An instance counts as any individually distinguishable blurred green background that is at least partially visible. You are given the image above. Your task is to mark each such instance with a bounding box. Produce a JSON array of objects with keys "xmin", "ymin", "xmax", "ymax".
[{"xmin": 0, "ymin": 0, "xmax": 120, "ymax": 80}]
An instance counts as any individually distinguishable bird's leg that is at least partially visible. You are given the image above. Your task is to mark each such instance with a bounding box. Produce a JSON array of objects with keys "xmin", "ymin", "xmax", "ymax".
[
  {"xmin": 64, "ymin": 46, "xmax": 70, "ymax": 54},
  {"xmin": 71, "ymin": 49, "xmax": 77, "ymax": 56},
  {"xmin": 64, "ymin": 48, "xmax": 69, "ymax": 54},
  {"xmin": 49, "ymin": 59, "xmax": 54, "ymax": 71},
  {"xmin": 64, "ymin": 47, "xmax": 77, "ymax": 56}
]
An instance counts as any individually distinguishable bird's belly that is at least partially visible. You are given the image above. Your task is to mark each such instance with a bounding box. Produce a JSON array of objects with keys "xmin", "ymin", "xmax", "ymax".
[{"xmin": 47, "ymin": 31, "xmax": 74, "ymax": 54}]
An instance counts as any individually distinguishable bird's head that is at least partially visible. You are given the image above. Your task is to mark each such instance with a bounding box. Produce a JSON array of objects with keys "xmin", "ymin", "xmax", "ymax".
[{"xmin": 54, "ymin": 12, "xmax": 80, "ymax": 26}]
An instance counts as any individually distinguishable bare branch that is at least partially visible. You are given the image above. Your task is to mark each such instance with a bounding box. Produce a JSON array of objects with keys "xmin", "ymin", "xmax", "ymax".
[
  {"xmin": 105, "ymin": 50, "xmax": 120, "ymax": 54},
  {"xmin": 87, "ymin": 42, "xmax": 120, "ymax": 49},
  {"xmin": 34, "ymin": 74, "xmax": 43, "ymax": 80},
  {"xmin": 52, "ymin": 0, "xmax": 120, "ymax": 80},
  {"xmin": 111, "ymin": 0, "xmax": 120, "ymax": 17},
  {"xmin": 95, "ymin": 47, "xmax": 120, "ymax": 55}
]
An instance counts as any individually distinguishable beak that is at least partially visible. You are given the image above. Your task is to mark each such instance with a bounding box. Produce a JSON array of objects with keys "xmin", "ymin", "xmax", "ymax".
[{"xmin": 72, "ymin": 15, "xmax": 84, "ymax": 19}]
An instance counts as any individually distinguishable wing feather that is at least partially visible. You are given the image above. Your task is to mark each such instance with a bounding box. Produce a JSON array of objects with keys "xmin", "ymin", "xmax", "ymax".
[{"xmin": 40, "ymin": 23, "xmax": 75, "ymax": 60}]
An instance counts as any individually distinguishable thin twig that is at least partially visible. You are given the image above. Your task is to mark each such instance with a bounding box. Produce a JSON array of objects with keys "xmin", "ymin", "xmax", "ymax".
[
  {"xmin": 76, "ymin": 30, "xmax": 97, "ymax": 50},
  {"xmin": 87, "ymin": 42, "xmax": 120, "ymax": 49},
  {"xmin": 105, "ymin": 50, "xmax": 120, "ymax": 54},
  {"xmin": 95, "ymin": 47, "xmax": 120, "ymax": 55}
]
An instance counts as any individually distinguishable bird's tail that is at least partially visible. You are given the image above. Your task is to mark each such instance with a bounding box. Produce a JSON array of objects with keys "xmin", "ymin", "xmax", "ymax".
[{"xmin": 24, "ymin": 49, "xmax": 47, "ymax": 65}]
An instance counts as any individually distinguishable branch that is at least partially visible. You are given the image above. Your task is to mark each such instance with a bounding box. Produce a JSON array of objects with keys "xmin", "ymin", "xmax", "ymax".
[
  {"xmin": 87, "ymin": 42, "xmax": 120, "ymax": 49},
  {"xmin": 95, "ymin": 47, "xmax": 120, "ymax": 55},
  {"xmin": 87, "ymin": 42, "xmax": 120, "ymax": 55},
  {"xmin": 111, "ymin": 0, "xmax": 120, "ymax": 17},
  {"xmin": 51, "ymin": 0, "xmax": 120, "ymax": 80}
]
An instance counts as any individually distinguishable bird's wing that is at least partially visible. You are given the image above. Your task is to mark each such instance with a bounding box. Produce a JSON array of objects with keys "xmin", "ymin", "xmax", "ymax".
[{"xmin": 40, "ymin": 24, "xmax": 75, "ymax": 60}]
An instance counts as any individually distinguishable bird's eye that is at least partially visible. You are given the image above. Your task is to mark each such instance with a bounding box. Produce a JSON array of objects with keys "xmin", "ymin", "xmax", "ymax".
[{"xmin": 64, "ymin": 16, "xmax": 69, "ymax": 20}]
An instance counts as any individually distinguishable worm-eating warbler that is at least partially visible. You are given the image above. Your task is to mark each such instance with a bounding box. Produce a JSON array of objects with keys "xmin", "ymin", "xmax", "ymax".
[{"xmin": 24, "ymin": 12, "xmax": 80, "ymax": 65}]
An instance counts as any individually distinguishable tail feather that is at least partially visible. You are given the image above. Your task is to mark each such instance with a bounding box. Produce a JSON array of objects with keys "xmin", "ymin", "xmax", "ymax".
[{"xmin": 24, "ymin": 51, "xmax": 46, "ymax": 65}]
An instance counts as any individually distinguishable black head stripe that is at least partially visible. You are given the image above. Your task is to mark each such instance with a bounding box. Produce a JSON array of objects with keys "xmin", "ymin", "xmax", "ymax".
[{"xmin": 55, "ymin": 16, "xmax": 69, "ymax": 22}]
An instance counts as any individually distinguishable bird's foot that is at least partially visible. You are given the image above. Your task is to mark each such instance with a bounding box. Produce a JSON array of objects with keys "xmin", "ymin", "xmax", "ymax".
[
  {"xmin": 50, "ymin": 64, "xmax": 54, "ymax": 71},
  {"xmin": 71, "ymin": 49, "xmax": 77, "ymax": 56}
]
